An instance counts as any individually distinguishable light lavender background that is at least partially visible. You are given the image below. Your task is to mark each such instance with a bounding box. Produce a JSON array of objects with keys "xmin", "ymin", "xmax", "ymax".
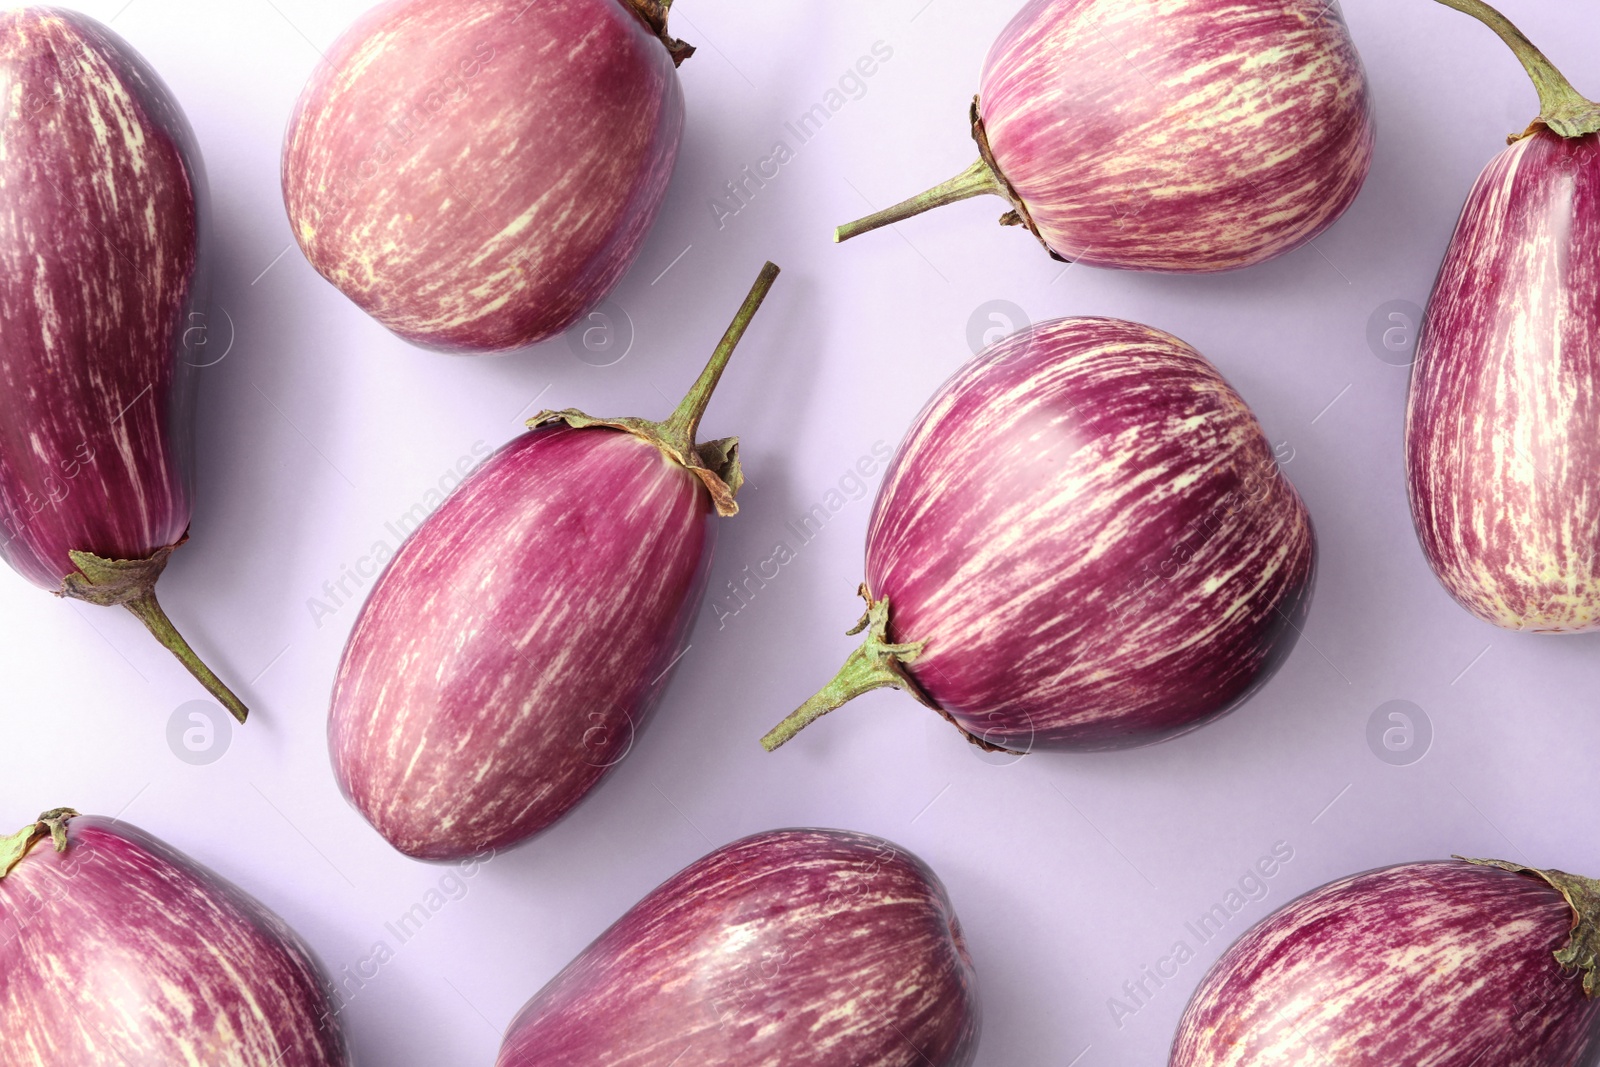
[{"xmin": 3, "ymin": 0, "xmax": 1598, "ymax": 1063}]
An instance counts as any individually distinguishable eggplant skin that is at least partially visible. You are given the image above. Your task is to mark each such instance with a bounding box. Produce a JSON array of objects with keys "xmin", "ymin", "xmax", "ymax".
[
  {"xmin": 868, "ymin": 317, "xmax": 1314, "ymax": 750},
  {"xmin": 0, "ymin": 816, "xmax": 349, "ymax": 1067},
  {"xmin": 497, "ymin": 828, "xmax": 980, "ymax": 1067},
  {"xmin": 283, "ymin": 0, "xmax": 684, "ymax": 353},
  {"xmin": 0, "ymin": 7, "xmax": 203, "ymax": 589},
  {"xmin": 1170, "ymin": 860, "xmax": 1600, "ymax": 1066},
  {"xmin": 330, "ymin": 426, "xmax": 714, "ymax": 860},
  {"xmin": 1406, "ymin": 130, "xmax": 1600, "ymax": 632},
  {"xmin": 980, "ymin": 0, "xmax": 1374, "ymax": 272}
]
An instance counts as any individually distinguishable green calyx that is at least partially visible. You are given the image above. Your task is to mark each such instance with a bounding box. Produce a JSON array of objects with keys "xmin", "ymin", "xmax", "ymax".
[
  {"xmin": 834, "ymin": 98, "xmax": 1062, "ymax": 261},
  {"xmin": 0, "ymin": 808, "xmax": 78, "ymax": 879},
  {"xmin": 58, "ymin": 539, "xmax": 248, "ymax": 724},
  {"xmin": 1463, "ymin": 858, "xmax": 1600, "ymax": 996},
  {"xmin": 530, "ymin": 262, "xmax": 780, "ymax": 518},
  {"xmin": 618, "ymin": 0, "xmax": 696, "ymax": 67},
  {"xmin": 759, "ymin": 584, "xmax": 1019, "ymax": 754},
  {"xmin": 1431, "ymin": 0, "xmax": 1600, "ymax": 141}
]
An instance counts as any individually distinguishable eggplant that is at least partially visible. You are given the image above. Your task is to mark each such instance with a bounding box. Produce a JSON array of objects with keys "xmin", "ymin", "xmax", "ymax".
[
  {"xmin": 0, "ymin": 8, "xmax": 246, "ymax": 721},
  {"xmin": 1169, "ymin": 858, "xmax": 1600, "ymax": 1065},
  {"xmin": 762, "ymin": 317, "xmax": 1313, "ymax": 754},
  {"xmin": 282, "ymin": 0, "xmax": 692, "ymax": 353},
  {"xmin": 834, "ymin": 0, "xmax": 1375, "ymax": 273},
  {"xmin": 1406, "ymin": 0, "xmax": 1600, "ymax": 633},
  {"xmin": 0, "ymin": 808, "xmax": 349, "ymax": 1065},
  {"xmin": 330, "ymin": 264, "xmax": 779, "ymax": 860},
  {"xmin": 497, "ymin": 828, "xmax": 980, "ymax": 1067}
]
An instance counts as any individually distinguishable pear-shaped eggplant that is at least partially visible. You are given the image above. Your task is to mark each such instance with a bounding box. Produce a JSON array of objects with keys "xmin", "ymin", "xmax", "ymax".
[
  {"xmin": 835, "ymin": 0, "xmax": 1374, "ymax": 273},
  {"xmin": 0, "ymin": 8, "xmax": 246, "ymax": 720},
  {"xmin": 0, "ymin": 808, "xmax": 349, "ymax": 1066},
  {"xmin": 1170, "ymin": 858, "xmax": 1600, "ymax": 1065},
  {"xmin": 496, "ymin": 828, "xmax": 980, "ymax": 1067},
  {"xmin": 763, "ymin": 317, "xmax": 1313, "ymax": 754},
  {"xmin": 282, "ymin": 0, "xmax": 693, "ymax": 353},
  {"xmin": 330, "ymin": 264, "xmax": 779, "ymax": 860},
  {"xmin": 1406, "ymin": 0, "xmax": 1600, "ymax": 632}
]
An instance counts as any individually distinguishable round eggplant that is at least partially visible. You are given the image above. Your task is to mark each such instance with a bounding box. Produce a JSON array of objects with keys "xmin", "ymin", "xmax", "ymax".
[
  {"xmin": 834, "ymin": 0, "xmax": 1374, "ymax": 273},
  {"xmin": 0, "ymin": 808, "xmax": 349, "ymax": 1066},
  {"xmin": 497, "ymin": 828, "xmax": 980, "ymax": 1067},
  {"xmin": 283, "ymin": 0, "xmax": 693, "ymax": 353},
  {"xmin": 763, "ymin": 317, "xmax": 1314, "ymax": 754},
  {"xmin": 1170, "ymin": 858, "xmax": 1600, "ymax": 1065}
]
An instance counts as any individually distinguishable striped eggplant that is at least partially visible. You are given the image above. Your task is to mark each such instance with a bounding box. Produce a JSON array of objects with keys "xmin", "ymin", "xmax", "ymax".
[
  {"xmin": 1406, "ymin": 0, "xmax": 1600, "ymax": 633},
  {"xmin": 497, "ymin": 828, "xmax": 980, "ymax": 1067},
  {"xmin": 282, "ymin": 0, "xmax": 692, "ymax": 353},
  {"xmin": 1169, "ymin": 858, "xmax": 1600, "ymax": 1065},
  {"xmin": 0, "ymin": 808, "xmax": 349, "ymax": 1066},
  {"xmin": 330, "ymin": 264, "xmax": 779, "ymax": 860},
  {"xmin": 834, "ymin": 0, "xmax": 1374, "ymax": 272},
  {"xmin": 0, "ymin": 9, "xmax": 247, "ymax": 721},
  {"xmin": 762, "ymin": 317, "xmax": 1314, "ymax": 754}
]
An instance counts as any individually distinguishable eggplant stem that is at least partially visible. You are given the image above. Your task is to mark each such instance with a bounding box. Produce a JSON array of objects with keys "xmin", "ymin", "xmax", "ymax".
[
  {"xmin": 121, "ymin": 592, "xmax": 249, "ymax": 724},
  {"xmin": 658, "ymin": 261, "xmax": 781, "ymax": 452},
  {"xmin": 761, "ymin": 586, "xmax": 927, "ymax": 751},
  {"xmin": 1430, "ymin": 0, "xmax": 1600, "ymax": 139},
  {"xmin": 59, "ymin": 544, "xmax": 249, "ymax": 723},
  {"xmin": 1461, "ymin": 858, "xmax": 1600, "ymax": 998},
  {"xmin": 0, "ymin": 808, "xmax": 77, "ymax": 879},
  {"xmin": 834, "ymin": 158, "xmax": 1006, "ymax": 244},
  {"xmin": 617, "ymin": 0, "xmax": 695, "ymax": 66}
]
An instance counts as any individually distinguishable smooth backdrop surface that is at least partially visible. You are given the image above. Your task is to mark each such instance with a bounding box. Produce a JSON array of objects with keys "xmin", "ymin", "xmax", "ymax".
[{"xmin": 3, "ymin": 1, "xmax": 1598, "ymax": 1064}]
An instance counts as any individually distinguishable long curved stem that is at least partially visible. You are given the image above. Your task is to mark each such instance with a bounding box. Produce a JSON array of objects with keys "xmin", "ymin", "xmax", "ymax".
[
  {"xmin": 835, "ymin": 159, "xmax": 1007, "ymax": 244},
  {"xmin": 1431, "ymin": 0, "xmax": 1600, "ymax": 138},
  {"xmin": 121, "ymin": 592, "xmax": 249, "ymax": 723},
  {"xmin": 657, "ymin": 261, "xmax": 781, "ymax": 454}
]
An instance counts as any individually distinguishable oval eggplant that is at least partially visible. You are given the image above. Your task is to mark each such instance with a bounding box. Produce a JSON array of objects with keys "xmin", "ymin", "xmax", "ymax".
[
  {"xmin": 331, "ymin": 264, "xmax": 779, "ymax": 860},
  {"xmin": 1170, "ymin": 858, "xmax": 1600, "ymax": 1065},
  {"xmin": 282, "ymin": 0, "xmax": 692, "ymax": 353},
  {"xmin": 0, "ymin": 808, "xmax": 349, "ymax": 1065},
  {"xmin": 1406, "ymin": 0, "xmax": 1600, "ymax": 632},
  {"xmin": 0, "ymin": 8, "xmax": 246, "ymax": 720},
  {"xmin": 762, "ymin": 317, "xmax": 1313, "ymax": 754},
  {"xmin": 497, "ymin": 828, "xmax": 980, "ymax": 1067},
  {"xmin": 834, "ymin": 0, "xmax": 1374, "ymax": 273}
]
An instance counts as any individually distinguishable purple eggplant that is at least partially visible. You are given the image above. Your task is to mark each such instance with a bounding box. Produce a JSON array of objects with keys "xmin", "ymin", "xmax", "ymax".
[
  {"xmin": 330, "ymin": 263, "xmax": 779, "ymax": 860},
  {"xmin": 834, "ymin": 0, "xmax": 1375, "ymax": 273},
  {"xmin": 282, "ymin": 0, "xmax": 692, "ymax": 354},
  {"xmin": 762, "ymin": 317, "xmax": 1313, "ymax": 754},
  {"xmin": 1406, "ymin": 0, "xmax": 1600, "ymax": 633},
  {"xmin": 497, "ymin": 828, "xmax": 979, "ymax": 1067},
  {"xmin": 0, "ymin": 808, "xmax": 349, "ymax": 1065},
  {"xmin": 0, "ymin": 8, "xmax": 247, "ymax": 720},
  {"xmin": 1169, "ymin": 858, "xmax": 1600, "ymax": 1065}
]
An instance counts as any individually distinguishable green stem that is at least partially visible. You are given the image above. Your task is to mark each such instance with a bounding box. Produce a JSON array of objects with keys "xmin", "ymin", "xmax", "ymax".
[
  {"xmin": 1431, "ymin": 0, "xmax": 1600, "ymax": 138},
  {"xmin": 60, "ymin": 544, "xmax": 249, "ymax": 723},
  {"xmin": 760, "ymin": 589, "xmax": 925, "ymax": 752},
  {"xmin": 834, "ymin": 158, "xmax": 1007, "ymax": 244},
  {"xmin": 656, "ymin": 261, "xmax": 781, "ymax": 455},
  {"xmin": 0, "ymin": 808, "xmax": 77, "ymax": 879},
  {"xmin": 529, "ymin": 262, "xmax": 780, "ymax": 518},
  {"xmin": 122, "ymin": 592, "xmax": 249, "ymax": 724},
  {"xmin": 1463, "ymin": 858, "xmax": 1600, "ymax": 997}
]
